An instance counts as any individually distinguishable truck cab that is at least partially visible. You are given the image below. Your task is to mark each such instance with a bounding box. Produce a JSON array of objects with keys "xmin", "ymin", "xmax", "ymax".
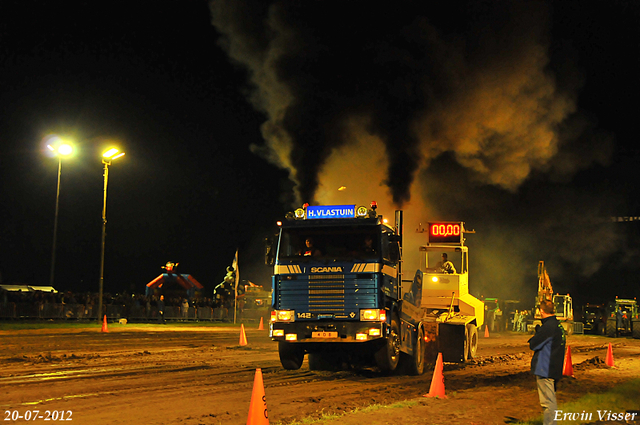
[
  {"xmin": 267, "ymin": 204, "xmax": 405, "ymax": 372},
  {"xmin": 605, "ymin": 298, "xmax": 640, "ymax": 338}
]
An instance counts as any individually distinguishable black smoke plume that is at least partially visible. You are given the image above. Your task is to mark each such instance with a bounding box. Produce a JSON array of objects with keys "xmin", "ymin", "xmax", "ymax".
[
  {"xmin": 211, "ymin": 1, "xmax": 628, "ymax": 303},
  {"xmin": 210, "ymin": 1, "xmax": 605, "ymax": 207}
]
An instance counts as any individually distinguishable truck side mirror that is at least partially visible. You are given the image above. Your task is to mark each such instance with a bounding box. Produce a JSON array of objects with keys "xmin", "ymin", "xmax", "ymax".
[{"xmin": 265, "ymin": 237, "xmax": 275, "ymax": 266}]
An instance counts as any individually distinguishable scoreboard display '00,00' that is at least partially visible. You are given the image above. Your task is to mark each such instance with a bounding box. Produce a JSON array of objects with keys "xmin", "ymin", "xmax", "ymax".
[{"xmin": 428, "ymin": 222, "xmax": 463, "ymax": 244}]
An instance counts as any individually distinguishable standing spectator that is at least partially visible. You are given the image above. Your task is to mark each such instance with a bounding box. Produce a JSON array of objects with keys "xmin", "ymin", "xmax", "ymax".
[
  {"xmin": 517, "ymin": 310, "xmax": 525, "ymax": 332},
  {"xmin": 528, "ymin": 300, "xmax": 566, "ymax": 425},
  {"xmin": 622, "ymin": 308, "xmax": 629, "ymax": 330},
  {"xmin": 181, "ymin": 298, "xmax": 190, "ymax": 321},
  {"xmin": 512, "ymin": 310, "xmax": 520, "ymax": 331},
  {"xmin": 157, "ymin": 295, "xmax": 166, "ymax": 324}
]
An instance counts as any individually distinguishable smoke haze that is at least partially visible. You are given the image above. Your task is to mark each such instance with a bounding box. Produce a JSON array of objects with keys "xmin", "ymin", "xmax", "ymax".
[{"xmin": 210, "ymin": 1, "xmax": 622, "ymax": 302}]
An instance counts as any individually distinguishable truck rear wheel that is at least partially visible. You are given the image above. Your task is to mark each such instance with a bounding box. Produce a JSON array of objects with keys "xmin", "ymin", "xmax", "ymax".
[
  {"xmin": 278, "ymin": 341, "xmax": 304, "ymax": 370},
  {"xmin": 375, "ymin": 316, "xmax": 400, "ymax": 372},
  {"xmin": 606, "ymin": 319, "xmax": 617, "ymax": 338},
  {"xmin": 466, "ymin": 324, "xmax": 478, "ymax": 359},
  {"xmin": 402, "ymin": 326, "xmax": 425, "ymax": 376}
]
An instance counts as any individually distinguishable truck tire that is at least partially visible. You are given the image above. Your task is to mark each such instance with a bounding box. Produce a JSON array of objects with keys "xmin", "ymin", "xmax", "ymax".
[
  {"xmin": 605, "ymin": 319, "xmax": 617, "ymax": 338},
  {"xmin": 466, "ymin": 324, "xmax": 478, "ymax": 359},
  {"xmin": 402, "ymin": 326, "xmax": 425, "ymax": 376},
  {"xmin": 632, "ymin": 320, "xmax": 640, "ymax": 339},
  {"xmin": 597, "ymin": 321, "xmax": 605, "ymax": 336},
  {"xmin": 462, "ymin": 326, "xmax": 469, "ymax": 362},
  {"xmin": 375, "ymin": 315, "xmax": 400, "ymax": 372},
  {"xmin": 278, "ymin": 341, "xmax": 304, "ymax": 370}
]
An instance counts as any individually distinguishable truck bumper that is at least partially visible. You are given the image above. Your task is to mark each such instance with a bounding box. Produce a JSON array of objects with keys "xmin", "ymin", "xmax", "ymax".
[{"xmin": 270, "ymin": 320, "xmax": 387, "ymax": 343}]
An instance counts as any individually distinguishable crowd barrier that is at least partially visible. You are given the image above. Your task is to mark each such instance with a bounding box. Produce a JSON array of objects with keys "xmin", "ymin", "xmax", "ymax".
[{"xmin": 0, "ymin": 302, "xmax": 270, "ymax": 323}]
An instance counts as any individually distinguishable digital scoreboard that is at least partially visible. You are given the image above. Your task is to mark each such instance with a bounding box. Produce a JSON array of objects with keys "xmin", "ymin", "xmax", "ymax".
[{"xmin": 428, "ymin": 222, "xmax": 463, "ymax": 244}]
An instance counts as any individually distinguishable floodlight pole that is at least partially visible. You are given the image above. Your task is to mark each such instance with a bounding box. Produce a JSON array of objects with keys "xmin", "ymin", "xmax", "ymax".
[
  {"xmin": 97, "ymin": 159, "xmax": 110, "ymax": 321},
  {"xmin": 49, "ymin": 157, "xmax": 62, "ymax": 288}
]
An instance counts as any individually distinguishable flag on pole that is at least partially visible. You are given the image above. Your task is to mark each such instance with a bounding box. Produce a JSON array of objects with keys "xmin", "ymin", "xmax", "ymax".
[
  {"xmin": 233, "ymin": 250, "xmax": 239, "ymax": 324},
  {"xmin": 232, "ymin": 249, "xmax": 240, "ymax": 292}
]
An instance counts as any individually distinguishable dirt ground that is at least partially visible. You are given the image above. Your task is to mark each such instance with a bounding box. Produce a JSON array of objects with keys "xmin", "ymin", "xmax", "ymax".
[{"xmin": 1, "ymin": 324, "xmax": 639, "ymax": 425}]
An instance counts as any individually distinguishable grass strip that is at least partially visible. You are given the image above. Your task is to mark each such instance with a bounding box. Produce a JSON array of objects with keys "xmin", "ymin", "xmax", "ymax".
[{"xmin": 516, "ymin": 378, "xmax": 640, "ymax": 425}]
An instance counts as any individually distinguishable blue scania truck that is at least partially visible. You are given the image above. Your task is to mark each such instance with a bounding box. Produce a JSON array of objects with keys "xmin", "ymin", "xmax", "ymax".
[{"xmin": 266, "ymin": 203, "xmax": 484, "ymax": 373}]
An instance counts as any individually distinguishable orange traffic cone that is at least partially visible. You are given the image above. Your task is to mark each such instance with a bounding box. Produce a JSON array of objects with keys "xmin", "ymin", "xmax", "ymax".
[
  {"xmin": 563, "ymin": 346, "xmax": 574, "ymax": 377},
  {"xmin": 605, "ymin": 342, "xmax": 615, "ymax": 367},
  {"xmin": 484, "ymin": 325, "xmax": 490, "ymax": 338},
  {"xmin": 247, "ymin": 368, "xmax": 269, "ymax": 425},
  {"xmin": 258, "ymin": 317, "xmax": 265, "ymax": 330},
  {"xmin": 239, "ymin": 324, "xmax": 248, "ymax": 346},
  {"xmin": 423, "ymin": 352, "xmax": 447, "ymax": 399},
  {"xmin": 101, "ymin": 315, "xmax": 109, "ymax": 333}
]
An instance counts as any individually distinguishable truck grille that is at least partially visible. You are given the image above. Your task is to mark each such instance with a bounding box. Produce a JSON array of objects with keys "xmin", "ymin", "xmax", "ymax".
[{"xmin": 277, "ymin": 273, "xmax": 377, "ymax": 313}]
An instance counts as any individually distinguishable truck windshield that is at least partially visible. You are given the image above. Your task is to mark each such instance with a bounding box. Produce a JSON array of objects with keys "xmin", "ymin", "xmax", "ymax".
[{"xmin": 278, "ymin": 226, "xmax": 381, "ymax": 261}]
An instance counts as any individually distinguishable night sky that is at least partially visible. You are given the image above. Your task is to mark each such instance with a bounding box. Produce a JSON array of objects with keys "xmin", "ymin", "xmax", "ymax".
[{"xmin": 1, "ymin": 1, "xmax": 639, "ymax": 308}]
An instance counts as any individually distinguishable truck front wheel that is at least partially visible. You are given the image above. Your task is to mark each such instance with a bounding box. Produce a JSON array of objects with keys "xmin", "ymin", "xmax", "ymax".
[
  {"xmin": 278, "ymin": 341, "xmax": 304, "ymax": 370},
  {"xmin": 375, "ymin": 316, "xmax": 400, "ymax": 372}
]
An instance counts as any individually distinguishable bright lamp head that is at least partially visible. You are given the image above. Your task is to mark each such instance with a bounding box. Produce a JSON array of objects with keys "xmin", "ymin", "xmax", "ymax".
[
  {"xmin": 57, "ymin": 144, "xmax": 73, "ymax": 156},
  {"xmin": 103, "ymin": 148, "xmax": 119, "ymax": 158},
  {"xmin": 103, "ymin": 148, "xmax": 125, "ymax": 161},
  {"xmin": 45, "ymin": 136, "xmax": 74, "ymax": 157}
]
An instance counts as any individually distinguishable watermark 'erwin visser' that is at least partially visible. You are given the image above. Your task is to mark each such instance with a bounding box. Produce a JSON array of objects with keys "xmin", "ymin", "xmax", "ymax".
[{"xmin": 555, "ymin": 410, "xmax": 638, "ymax": 422}]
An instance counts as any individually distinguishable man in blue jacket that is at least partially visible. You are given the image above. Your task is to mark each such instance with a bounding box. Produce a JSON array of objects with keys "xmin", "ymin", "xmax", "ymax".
[{"xmin": 529, "ymin": 299, "xmax": 566, "ymax": 425}]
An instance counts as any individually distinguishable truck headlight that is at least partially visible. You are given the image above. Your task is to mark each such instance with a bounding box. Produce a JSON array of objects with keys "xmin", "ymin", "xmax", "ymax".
[
  {"xmin": 360, "ymin": 309, "xmax": 386, "ymax": 322},
  {"xmin": 271, "ymin": 310, "xmax": 295, "ymax": 322}
]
